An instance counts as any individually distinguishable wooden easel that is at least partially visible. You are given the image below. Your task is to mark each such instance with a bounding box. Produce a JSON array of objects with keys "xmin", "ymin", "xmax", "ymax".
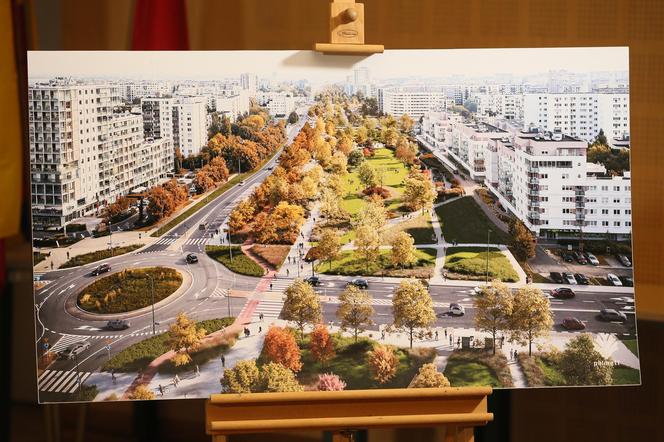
[
  {"xmin": 315, "ymin": 0, "xmax": 384, "ymax": 55},
  {"xmin": 206, "ymin": 387, "xmax": 493, "ymax": 441}
]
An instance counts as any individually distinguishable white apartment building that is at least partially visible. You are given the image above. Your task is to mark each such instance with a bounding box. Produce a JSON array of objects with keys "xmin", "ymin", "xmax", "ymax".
[
  {"xmin": 141, "ymin": 96, "xmax": 207, "ymax": 156},
  {"xmin": 522, "ymin": 90, "xmax": 629, "ymax": 146},
  {"xmin": 475, "ymin": 94, "xmax": 524, "ymax": 121},
  {"xmin": 240, "ymin": 73, "xmax": 258, "ymax": 96},
  {"xmin": 215, "ymin": 89, "xmax": 250, "ymax": 121},
  {"xmin": 447, "ymin": 122, "xmax": 508, "ymax": 180},
  {"xmin": 125, "ymin": 81, "xmax": 172, "ymax": 102},
  {"xmin": 484, "ymin": 129, "xmax": 631, "ymax": 238},
  {"xmin": 378, "ymin": 86, "xmax": 447, "ymax": 119},
  {"xmin": 29, "ymin": 79, "xmax": 173, "ymax": 228},
  {"xmin": 256, "ymin": 92, "xmax": 296, "ymax": 117},
  {"xmin": 420, "ymin": 111, "xmax": 457, "ymax": 149}
]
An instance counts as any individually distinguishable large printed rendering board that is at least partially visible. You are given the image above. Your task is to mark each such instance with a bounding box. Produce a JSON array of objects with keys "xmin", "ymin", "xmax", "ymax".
[{"xmin": 29, "ymin": 48, "xmax": 639, "ymax": 403}]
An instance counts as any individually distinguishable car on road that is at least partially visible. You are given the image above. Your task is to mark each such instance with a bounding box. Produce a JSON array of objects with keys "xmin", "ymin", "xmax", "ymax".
[
  {"xmin": 304, "ymin": 275, "xmax": 322, "ymax": 286},
  {"xmin": 238, "ymin": 180, "xmax": 246, "ymax": 186},
  {"xmin": 616, "ymin": 254, "xmax": 632, "ymax": 267},
  {"xmin": 620, "ymin": 276, "xmax": 634, "ymax": 287},
  {"xmin": 584, "ymin": 252, "xmax": 600, "ymax": 266},
  {"xmin": 91, "ymin": 263, "xmax": 111, "ymax": 276},
  {"xmin": 347, "ymin": 278, "xmax": 369, "ymax": 289},
  {"xmin": 574, "ymin": 273, "xmax": 590, "ymax": 285},
  {"xmin": 562, "ymin": 317, "xmax": 586, "ymax": 331},
  {"xmin": 599, "ymin": 308, "xmax": 627, "ymax": 322},
  {"xmin": 607, "ymin": 273, "xmax": 622, "ymax": 286},
  {"xmin": 58, "ymin": 341, "xmax": 91, "ymax": 359},
  {"xmin": 549, "ymin": 272, "xmax": 564, "ymax": 284},
  {"xmin": 267, "ymin": 166, "xmax": 274, "ymax": 171},
  {"xmin": 562, "ymin": 253, "xmax": 574, "ymax": 263},
  {"xmin": 563, "ymin": 272, "xmax": 577, "ymax": 285},
  {"xmin": 106, "ymin": 319, "xmax": 130, "ymax": 330},
  {"xmin": 551, "ymin": 287, "xmax": 576, "ymax": 299},
  {"xmin": 186, "ymin": 253, "xmax": 198, "ymax": 264},
  {"xmin": 572, "ymin": 251, "xmax": 587, "ymax": 265},
  {"xmin": 448, "ymin": 303, "xmax": 465, "ymax": 316}
]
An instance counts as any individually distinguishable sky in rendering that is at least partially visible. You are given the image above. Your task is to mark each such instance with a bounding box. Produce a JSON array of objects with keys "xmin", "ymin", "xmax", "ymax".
[{"xmin": 28, "ymin": 47, "xmax": 629, "ymax": 83}]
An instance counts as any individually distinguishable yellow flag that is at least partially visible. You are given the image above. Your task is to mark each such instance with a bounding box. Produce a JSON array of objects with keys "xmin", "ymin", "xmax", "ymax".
[{"xmin": 0, "ymin": 1, "xmax": 22, "ymax": 238}]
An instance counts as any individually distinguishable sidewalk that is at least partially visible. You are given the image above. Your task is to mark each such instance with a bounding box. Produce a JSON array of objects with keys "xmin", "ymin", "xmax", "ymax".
[{"xmin": 277, "ymin": 202, "xmax": 320, "ymax": 279}]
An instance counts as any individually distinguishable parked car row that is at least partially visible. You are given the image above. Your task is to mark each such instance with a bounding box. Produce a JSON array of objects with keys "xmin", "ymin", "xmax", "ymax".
[
  {"xmin": 549, "ymin": 271, "xmax": 632, "ymax": 287},
  {"xmin": 561, "ymin": 250, "xmax": 600, "ymax": 266}
]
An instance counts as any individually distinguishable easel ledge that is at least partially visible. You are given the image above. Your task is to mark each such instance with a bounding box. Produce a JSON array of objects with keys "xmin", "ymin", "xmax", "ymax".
[{"xmin": 206, "ymin": 387, "xmax": 493, "ymax": 441}]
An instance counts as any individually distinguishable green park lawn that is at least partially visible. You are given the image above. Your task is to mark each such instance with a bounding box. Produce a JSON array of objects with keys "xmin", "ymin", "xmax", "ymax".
[
  {"xmin": 444, "ymin": 247, "xmax": 519, "ymax": 282},
  {"xmin": 443, "ymin": 349, "xmax": 513, "ymax": 388},
  {"xmin": 317, "ymin": 247, "xmax": 437, "ymax": 278},
  {"xmin": 435, "ymin": 196, "xmax": 509, "ymax": 244},
  {"xmin": 206, "ymin": 245, "xmax": 266, "ymax": 277},
  {"xmin": 383, "ymin": 212, "xmax": 436, "ymax": 245},
  {"xmin": 258, "ymin": 332, "xmax": 436, "ymax": 390},
  {"xmin": 612, "ymin": 365, "xmax": 641, "ymax": 385},
  {"xmin": 77, "ymin": 267, "xmax": 182, "ymax": 314},
  {"xmin": 59, "ymin": 244, "xmax": 143, "ymax": 269},
  {"xmin": 102, "ymin": 317, "xmax": 235, "ymax": 373},
  {"xmin": 341, "ymin": 148, "xmax": 410, "ymax": 216},
  {"xmin": 620, "ymin": 339, "xmax": 639, "ymax": 358}
]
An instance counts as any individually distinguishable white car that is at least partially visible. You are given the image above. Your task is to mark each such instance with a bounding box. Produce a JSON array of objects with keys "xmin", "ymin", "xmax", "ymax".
[
  {"xmin": 607, "ymin": 273, "xmax": 622, "ymax": 286},
  {"xmin": 471, "ymin": 286, "xmax": 483, "ymax": 296},
  {"xmin": 563, "ymin": 272, "xmax": 577, "ymax": 285},
  {"xmin": 585, "ymin": 253, "xmax": 600, "ymax": 266},
  {"xmin": 448, "ymin": 303, "xmax": 465, "ymax": 316}
]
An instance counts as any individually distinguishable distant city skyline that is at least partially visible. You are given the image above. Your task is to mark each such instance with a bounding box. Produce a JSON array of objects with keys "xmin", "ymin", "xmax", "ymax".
[{"xmin": 28, "ymin": 48, "xmax": 628, "ymax": 85}]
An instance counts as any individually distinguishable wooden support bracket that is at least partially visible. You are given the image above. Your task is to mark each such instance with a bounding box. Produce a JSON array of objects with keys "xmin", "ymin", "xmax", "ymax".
[
  {"xmin": 315, "ymin": 0, "xmax": 384, "ymax": 55},
  {"xmin": 206, "ymin": 387, "xmax": 493, "ymax": 441}
]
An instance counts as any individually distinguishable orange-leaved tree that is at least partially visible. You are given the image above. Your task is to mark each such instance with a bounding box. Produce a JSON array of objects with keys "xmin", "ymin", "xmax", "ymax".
[{"xmin": 263, "ymin": 326, "xmax": 303, "ymax": 372}]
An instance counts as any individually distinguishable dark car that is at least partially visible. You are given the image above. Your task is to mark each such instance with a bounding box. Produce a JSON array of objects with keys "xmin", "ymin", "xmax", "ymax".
[
  {"xmin": 620, "ymin": 276, "xmax": 634, "ymax": 287},
  {"xmin": 562, "ymin": 253, "xmax": 574, "ymax": 263},
  {"xmin": 572, "ymin": 251, "xmax": 587, "ymax": 265},
  {"xmin": 574, "ymin": 273, "xmax": 590, "ymax": 285},
  {"xmin": 304, "ymin": 275, "xmax": 322, "ymax": 286},
  {"xmin": 562, "ymin": 317, "xmax": 586, "ymax": 331},
  {"xmin": 599, "ymin": 308, "xmax": 627, "ymax": 322},
  {"xmin": 106, "ymin": 319, "xmax": 130, "ymax": 330},
  {"xmin": 616, "ymin": 254, "xmax": 632, "ymax": 267},
  {"xmin": 91, "ymin": 263, "xmax": 111, "ymax": 276},
  {"xmin": 551, "ymin": 287, "xmax": 576, "ymax": 299},
  {"xmin": 58, "ymin": 341, "xmax": 91, "ymax": 359},
  {"xmin": 347, "ymin": 278, "xmax": 369, "ymax": 289},
  {"xmin": 186, "ymin": 253, "xmax": 198, "ymax": 264},
  {"xmin": 549, "ymin": 272, "xmax": 564, "ymax": 284}
]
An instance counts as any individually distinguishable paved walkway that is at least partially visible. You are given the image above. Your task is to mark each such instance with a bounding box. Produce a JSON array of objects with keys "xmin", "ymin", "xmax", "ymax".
[
  {"xmin": 502, "ymin": 345, "xmax": 527, "ymax": 388},
  {"xmin": 277, "ymin": 202, "xmax": 320, "ymax": 279}
]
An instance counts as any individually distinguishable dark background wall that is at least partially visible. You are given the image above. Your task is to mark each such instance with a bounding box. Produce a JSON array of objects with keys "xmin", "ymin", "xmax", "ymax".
[{"xmin": 8, "ymin": 1, "xmax": 664, "ymax": 441}]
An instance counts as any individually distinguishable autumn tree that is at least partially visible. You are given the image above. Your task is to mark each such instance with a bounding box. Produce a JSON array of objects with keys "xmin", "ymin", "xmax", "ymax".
[
  {"xmin": 408, "ymin": 363, "xmax": 450, "ymax": 388},
  {"xmin": 357, "ymin": 162, "xmax": 378, "ymax": 188},
  {"xmin": 367, "ymin": 345, "xmax": 399, "ymax": 384},
  {"xmin": 473, "ymin": 280, "xmax": 514, "ymax": 354},
  {"xmin": 327, "ymin": 151, "xmax": 348, "ymax": 175},
  {"xmin": 147, "ymin": 186, "xmax": 176, "ymax": 220},
  {"xmin": 103, "ymin": 195, "xmax": 131, "ymax": 221},
  {"xmin": 168, "ymin": 312, "xmax": 206, "ymax": 366},
  {"xmin": 310, "ymin": 324, "xmax": 336, "ymax": 367},
  {"xmin": 320, "ymin": 188, "xmax": 342, "ymax": 220},
  {"xmin": 403, "ymin": 170, "xmax": 436, "ymax": 212},
  {"xmin": 382, "ymin": 127, "xmax": 400, "ymax": 147},
  {"xmin": 220, "ymin": 360, "xmax": 261, "ymax": 393},
  {"xmin": 174, "ymin": 147, "xmax": 184, "ymax": 172},
  {"xmin": 509, "ymin": 219, "xmax": 536, "ymax": 261},
  {"xmin": 263, "ymin": 326, "xmax": 303, "ymax": 372},
  {"xmin": 193, "ymin": 169, "xmax": 215, "ymax": 193},
  {"xmin": 131, "ymin": 385, "xmax": 155, "ymax": 400},
  {"xmin": 336, "ymin": 285, "xmax": 374, "ymax": 342},
  {"xmin": 355, "ymin": 224, "xmax": 382, "ymax": 273},
  {"xmin": 270, "ymin": 201, "xmax": 305, "ymax": 243},
  {"xmin": 163, "ymin": 179, "xmax": 188, "ymax": 206},
  {"xmin": 390, "ymin": 231, "xmax": 417, "ymax": 268},
  {"xmin": 395, "ymin": 136, "xmax": 418, "ymax": 165},
  {"xmin": 392, "ymin": 278, "xmax": 436, "ymax": 348},
  {"xmin": 508, "ymin": 286, "xmax": 554, "ymax": 356},
  {"xmin": 282, "ymin": 279, "xmax": 322, "ymax": 339},
  {"xmin": 317, "ymin": 373, "xmax": 346, "ymax": 391},
  {"xmin": 317, "ymin": 228, "xmax": 341, "ymax": 270},
  {"xmin": 259, "ymin": 362, "xmax": 303, "ymax": 392},
  {"xmin": 355, "ymin": 198, "xmax": 387, "ymax": 232},
  {"xmin": 399, "ymin": 113, "xmax": 415, "ymax": 134},
  {"xmin": 228, "ymin": 199, "xmax": 255, "ymax": 234},
  {"xmin": 558, "ymin": 334, "xmax": 613, "ymax": 386},
  {"xmin": 337, "ymin": 135, "xmax": 354, "ymax": 156},
  {"xmin": 208, "ymin": 156, "xmax": 230, "ymax": 183}
]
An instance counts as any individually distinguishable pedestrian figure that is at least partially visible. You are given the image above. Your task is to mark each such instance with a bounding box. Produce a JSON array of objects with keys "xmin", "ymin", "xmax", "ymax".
[
  {"xmin": 66, "ymin": 251, "xmax": 70, "ymax": 259},
  {"xmin": 449, "ymin": 335, "xmax": 453, "ymax": 345},
  {"xmin": 270, "ymin": 283, "xmax": 273, "ymax": 291},
  {"xmin": 501, "ymin": 336, "xmax": 505, "ymax": 347},
  {"xmin": 258, "ymin": 326, "xmax": 262, "ymax": 333},
  {"xmin": 457, "ymin": 337, "xmax": 461, "ymax": 348},
  {"xmin": 444, "ymin": 329, "xmax": 448, "ymax": 339},
  {"xmin": 195, "ymin": 365, "xmax": 200, "ymax": 377},
  {"xmin": 139, "ymin": 233, "xmax": 142, "ymax": 239},
  {"xmin": 50, "ymin": 261, "xmax": 54, "ymax": 270},
  {"xmin": 288, "ymin": 257, "xmax": 291, "ymax": 264},
  {"xmin": 111, "ymin": 370, "xmax": 116, "ymax": 384},
  {"xmin": 259, "ymin": 313, "xmax": 264, "ymax": 321},
  {"xmin": 286, "ymin": 268, "xmax": 290, "ymax": 276},
  {"xmin": 221, "ymin": 354, "xmax": 226, "ymax": 368},
  {"xmin": 381, "ymin": 330, "xmax": 385, "ymax": 340},
  {"xmin": 158, "ymin": 384, "xmax": 164, "ymax": 396},
  {"xmin": 300, "ymin": 264, "xmax": 304, "ymax": 270},
  {"xmin": 514, "ymin": 349, "xmax": 518, "ymax": 359}
]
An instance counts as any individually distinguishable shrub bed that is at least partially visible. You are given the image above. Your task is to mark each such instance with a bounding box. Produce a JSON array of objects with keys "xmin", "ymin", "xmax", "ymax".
[
  {"xmin": 444, "ymin": 349, "xmax": 513, "ymax": 387},
  {"xmin": 206, "ymin": 245, "xmax": 265, "ymax": 277},
  {"xmin": 77, "ymin": 267, "xmax": 182, "ymax": 314},
  {"xmin": 60, "ymin": 245, "xmax": 143, "ymax": 269}
]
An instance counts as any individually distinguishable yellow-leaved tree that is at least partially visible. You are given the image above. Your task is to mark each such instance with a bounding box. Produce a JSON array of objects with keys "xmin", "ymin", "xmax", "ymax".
[{"xmin": 168, "ymin": 312, "xmax": 206, "ymax": 366}]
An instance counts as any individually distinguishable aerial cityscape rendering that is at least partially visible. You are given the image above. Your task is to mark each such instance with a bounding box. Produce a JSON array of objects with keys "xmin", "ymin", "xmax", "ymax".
[{"xmin": 28, "ymin": 48, "xmax": 639, "ymax": 403}]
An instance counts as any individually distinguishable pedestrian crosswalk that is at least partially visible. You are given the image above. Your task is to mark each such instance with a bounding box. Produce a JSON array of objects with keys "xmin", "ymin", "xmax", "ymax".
[
  {"xmin": 38, "ymin": 369, "xmax": 92, "ymax": 394},
  {"xmin": 250, "ymin": 299, "xmax": 284, "ymax": 321},
  {"xmin": 209, "ymin": 287, "xmax": 229, "ymax": 298},
  {"xmin": 265, "ymin": 279, "xmax": 292, "ymax": 293},
  {"xmin": 153, "ymin": 236, "xmax": 178, "ymax": 246},
  {"xmin": 49, "ymin": 334, "xmax": 90, "ymax": 353},
  {"xmin": 184, "ymin": 238, "xmax": 208, "ymax": 245}
]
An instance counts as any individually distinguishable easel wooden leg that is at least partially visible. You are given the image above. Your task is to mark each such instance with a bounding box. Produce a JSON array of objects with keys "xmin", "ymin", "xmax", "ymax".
[
  {"xmin": 332, "ymin": 430, "xmax": 355, "ymax": 442},
  {"xmin": 44, "ymin": 404, "xmax": 61, "ymax": 442},
  {"xmin": 444, "ymin": 426, "xmax": 474, "ymax": 442}
]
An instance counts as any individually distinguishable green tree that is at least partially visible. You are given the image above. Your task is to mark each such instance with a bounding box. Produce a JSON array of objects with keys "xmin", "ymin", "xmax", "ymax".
[
  {"xmin": 288, "ymin": 111, "xmax": 299, "ymax": 125},
  {"xmin": 317, "ymin": 228, "xmax": 342, "ymax": 270},
  {"xmin": 473, "ymin": 280, "xmax": 514, "ymax": 354},
  {"xmin": 355, "ymin": 224, "xmax": 381, "ymax": 273},
  {"xmin": 559, "ymin": 334, "xmax": 613, "ymax": 386},
  {"xmin": 392, "ymin": 278, "xmax": 436, "ymax": 348},
  {"xmin": 408, "ymin": 363, "xmax": 451, "ymax": 388},
  {"xmin": 259, "ymin": 362, "xmax": 303, "ymax": 392},
  {"xmin": 348, "ymin": 149, "xmax": 365, "ymax": 168},
  {"xmin": 336, "ymin": 285, "xmax": 375, "ymax": 342},
  {"xmin": 390, "ymin": 231, "xmax": 417, "ymax": 268},
  {"xmin": 357, "ymin": 161, "xmax": 378, "ymax": 188},
  {"xmin": 508, "ymin": 286, "xmax": 554, "ymax": 356},
  {"xmin": 220, "ymin": 360, "xmax": 260, "ymax": 393},
  {"xmin": 282, "ymin": 279, "xmax": 322, "ymax": 339},
  {"xmin": 595, "ymin": 128, "xmax": 608, "ymax": 146},
  {"xmin": 509, "ymin": 219, "xmax": 536, "ymax": 261}
]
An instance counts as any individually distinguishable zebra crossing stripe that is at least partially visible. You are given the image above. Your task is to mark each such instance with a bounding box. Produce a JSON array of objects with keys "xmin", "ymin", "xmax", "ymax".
[
  {"xmin": 39, "ymin": 370, "xmax": 93, "ymax": 393},
  {"xmin": 50, "ymin": 334, "xmax": 90, "ymax": 353}
]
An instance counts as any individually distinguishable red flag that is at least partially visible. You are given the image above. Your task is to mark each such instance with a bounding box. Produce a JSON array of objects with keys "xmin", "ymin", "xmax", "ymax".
[{"xmin": 132, "ymin": 0, "xmax": 189, "ymax": 50}]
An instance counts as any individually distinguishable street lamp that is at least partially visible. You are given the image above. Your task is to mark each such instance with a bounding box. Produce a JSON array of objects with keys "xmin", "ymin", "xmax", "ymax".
[
  {"xmin": 73, "ymin": 352, "xmax": 82, "ymax": 398},
  {"xmin": 485, "ymin": 229, "xmax": 492, "ymax": 284},
  {"xmin": 146, "ymin": 274, "xmax": 156, "ymax": 335}
]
